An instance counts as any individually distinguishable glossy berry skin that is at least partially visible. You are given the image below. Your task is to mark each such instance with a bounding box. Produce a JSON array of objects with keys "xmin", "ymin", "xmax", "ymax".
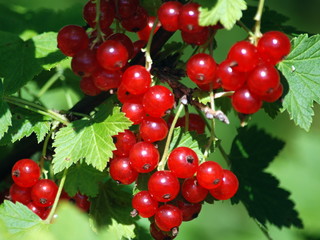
[
  {"xmin": 71, "ymin": 48, "xmax": 99, "ymax": 77},
  {"xmin": 138, "ymin": 16, "xmax": 161, "ymax": 41},
  {"xmin": 148, "ymin": 171, "xmax": 180, "ymax": 202},
  {"xmin": 117, "ymin": 84, "xmax": 144, "ymax": 104},
  {"xmin": 9, "ymin": 183, "xmax": 32, "ymax": 205},
  {"xmin": 247, "ymin": 64, "xmax": 280, "ymax": 97},
  {"xmin": 196, "ymin": 161, "xmax": 224, "ymax": 190},
  {"xmin": 210, "ymin": 169, "xmax": 239, "ymax": 200},
  {"xmin": 139, "ymin": 117, "xmax": 168, "ymax": 143},
  {"xmin": 181, "ymin": 27, "xmax": 210, "ymax": 46},
  {"xmin": 12, "ymin": 159, "xmax": 41, "ymax": 188},
  {"xmin": 177, "ymin": 200, "xmax": 202, "ymax": 222},
  {"xmin": 80, "ymin": 76, "xmax": 102, "ymax": 96},
  {"xmin": 176, "ymin": 113, "xmax": 206, "ymax": 134},
  {"xmin": 178, "ymin": 3, "xmax": 203, "ymax": 33},
  {"xmin": 186, "ymin": 53, "xmax": 217, "ymax": 85},
  {"xmin": 57, "ymin": 25, "xmax": 89, "ymax": 57},
  {"xmin": 232, "ymin": 87, "xmax": 262, "ymax": 114},
  {"xmin": 150, "ymin": 222, "xmax": 176, "ymax": 240},
  {"xmin": 257, "ymin": 31, "xmax": 291, "ymax": 65},
  {"xmin": 181, "ymin": 176, "xmax": 208, "ymax": 203},
  {"xmin": 155, "ymin": 204, "xmax": 183, "ymax": 232},
  {"xmin": 122, "ymin": 65, "xmax": 151, "ymax": 95},
  {"xmin": 218, "ymin": 59, "xmax": 247, "ymax": 91},
  {"xmin": 261, "ymin": 83, "xmax": 283, "ymax": 102},
  {"xmin": 129, "ymin": 142, "xmax": 159, "ymax": 173},
  {"xmin": 74, "ymin": 193, "xmax": 91, "ymax": 212},
  {"xmin": 116, "ymin": 0, "xmax": 139, "ymax": 19},
  {"xmin": 27, "ymin": 202, "xmax": 47, "ymax": 219},
  {"xmin": 142, "ymin": 85, "xmax": 175, "ymax": 118},
  {"xmin": 227, "ymin": 41, "xmax": 259, "ymax": 72},
  {"xmin": 92, "ymin": 68, "xmax": 122, "ymax": 91},
  {"xmin": 168, "ymin": 147, "xmax": 199, "ymax": 178},
  {"xmin": 97, "ymin": 40, "xmax": 129, "ymax": 71},
  {"xmin": 107, "ymin": 33, "xmax": 134, "ymax": 59},
  {"xmin": 31, "ymin": 179, "xmax": 58, "ymax": 208},
  {"xmin": 121, "ymin": 6, "xmax": 149, "ymax": 32},
  {"xmin": 157, "ymin": 1, "xmax": 182, "ymax": 32},
  {"xmin": 113, "ymin": 130, "xmax": 136, "ymax": 157},
  {"xmin": 122, "ymin": 100, "xmax": 145, "ymax": 125},
  {"xmin": 132, "ymin": 191, "xmax": 159, "ymax": 218},
  {"xmin": 109, "ymin": 157, "xmax": 138, "ymax": 184}
]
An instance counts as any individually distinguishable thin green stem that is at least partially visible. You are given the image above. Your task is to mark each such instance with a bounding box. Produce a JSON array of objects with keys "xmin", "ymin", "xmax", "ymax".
[
  {"xmin": 144, "ymin": 18, "xmax": 159, "ymax": 72},
  {"xmin": 184, "ymin": 105, "xmax": 189, "ymax": 132},
  {"xmin": 37, "ymin": 72, "xmax": 61, "ymax": 98},
  {"xmin": 158, "ymin": 102, "xmax": 185, "ymax": 171},
  {"xmin": 253, "ymin": 0, "xmax": 265, "ymax": 38},
  {"xmin": 45, "ymin": 168, "xmax": 68, "ymax": 224},
  {"xmin": 203, "ymin": 90, "xmax": 216, "ymax": 161},
  {"xmin": 59, "ymin": 74, "xmax": 73, "ymax": 109},
  {"xmin": 253, "ymin": 219, "xmax": 273, "ymax": 240},
  {"xmin": 39, "ymin": 128, "xmax": 54, "ymax": 174},
  {"xmin": 4, "ymin": 96, "xmax": 69, "ymax": 125},
  {"xmin": 237, "ymin": 20, "xmax": 255, "ymax": 38}
]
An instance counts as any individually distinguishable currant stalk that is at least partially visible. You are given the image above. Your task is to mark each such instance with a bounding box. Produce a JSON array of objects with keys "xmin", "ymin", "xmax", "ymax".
[
  {"xmin": 143, "ymin": 17, "xmax": 159, "ymax": 72},
  {"xmin": 253, "ymin": 0, "xmax": 266, "ymax": 39}
]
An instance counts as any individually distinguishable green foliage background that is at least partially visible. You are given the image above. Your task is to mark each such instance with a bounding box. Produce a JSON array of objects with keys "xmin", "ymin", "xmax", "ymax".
[{"xmin": 0, "ymin": 0, "xmax": 320, "ymax": 239}]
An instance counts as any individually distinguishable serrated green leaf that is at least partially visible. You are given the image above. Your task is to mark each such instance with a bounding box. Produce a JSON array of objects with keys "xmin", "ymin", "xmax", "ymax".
[
  {"xmin": 52, "ymin": 105, "xmax": 132, "ymax": 173},
  {"xmin": 230, "ymin": 126, "xmax": 303, "ymax": 229},
  {"xmin": 262, "ymin": 101, "xmax": 281, "ymax": 119},
  {"xmin": 192, "ymin": 89, "xmax": 211, "ymax": 105},
  {"xmin": 106, "ymin": 219, "xmax": 135, "ymax": 240},
  {"xmin": 61, "ymin": 163, "xmax": 108, "ymax": 197},
  {"xmin": 0, "ymin": 81, "xmax": 12, "ymax": 139},
  {"xmin": 169, "ymin": 127, "xmax": 205, "ymax": 159},
  {"xmin": 278, "ymin": 34, "xmax": 320, "ymax": 131},
  {"xmin": 0, "ymin": 201, "xmax": 43, "ymax": 234},
  {"xmin": 199, "ymin": 0, "xmax": 247, "ymax": 30}
]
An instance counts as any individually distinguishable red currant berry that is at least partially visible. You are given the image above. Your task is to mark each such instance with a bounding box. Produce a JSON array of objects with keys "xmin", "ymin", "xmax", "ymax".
[
  {"xmin": 97, "ymin": 40, "xmax": 129, "ymax": 71},
  {"xmin": 80, "ymin": 76, "xmax": 102, "ymax": 96},
  {"xmin": 139, "ymin": 117, "xmax": 168, "ymax": 143},
  {"xmin": 109, "ymin": 157, "xmax": 138, "ymax": 184},
  {"xmin": 157, "ymin": 1, "xmax": 182, "ymax": 32},
  {"xmin": 129, "ymin": 142, "xmax": 160, "ymax": 173},
  {"xmin": 83, "ymin": 0, "xmax": 115, "ymax": 29},
  {"xmin": 113, "ymin": 130, "xmax": 137, "ymax": 157},
  {"xmin": 176, "ymin": 113, "xmax": 206, "ymax": 134},
  {"xmin": 227, "ymin": 41, "xmax": 259, "ymax": 72},
  {"xmin": 142, "ymin": 85, "xmax": 175, "ymax": 118},
  {"xmin": 261, "ymin": 83, "xmax": 283, "ymax": 102},
  {"xmin": 247, "ymin": 63, "xmax": 280, "ymax": 97},
  {"xmin": 71, "ymin": 48, "xmax": 99, "ymax": 77},
  {"xmin": 27, "ymin": 202, "xmax": 47, "ymax": 219},
  {"xmin": 186, "ymin": 53, "xmax": 217, "ymax": 85},
  {"xmin": 155, "ymin": 204, "xmax": 183, "ymax": 232},
  {"xmin": 218, "ymin": 59, "xmax": 247, "ymax": 91},
  {"xmin": 116, "ymin": 0, "xmax": 139, "ymax": 19},
  {"xmin": 12, "ymin": 159, "xmax": 41, "ymax": 188},
  {"xmin": 232, "ymin": 87, "xmax": 262, "ymax": 114},
  {"xmin": 209, "ymin": 169, "xmax": 239, "ymax": 200},
  {"xmin": 92, "ymin": 68, "xmax": 122, "ymax": 91},
  {"xmin": 122, "ymin": 65, "xmax": 151, "ymax": 95},
  {"xmin": 107, "ymin": 33, "xmax": 134, "ymax": 59},
  {"xmin": 177, "ymin": 200, "xmax": 202, "ymax": 222},
  {"xmin": 31, "ymin": 179, "xmax": 58, "ymax": 208},
  {"xmin": 9, "ymin": 183, "xmax": 31, "ymax": 205},
  {"xmin": 57, "ymin": 25, "xmax": 89, "ymax": 57},
  {"xmin": 117, "ymin": 84, "xmax": 144, "ymax": 104},
  {"xmin": 150, "ymin": 222, "xmax": 176, "ymax": 240},
  {"xmin": 138, "ymin": 16, "xmax": 161, "ymax": 41},
  {"xmin": 148, "ymin": 171, "xmax": 180, "ymax": 202},
  {"xmin": 122, "ymin": 100, "xmax": 145, "ymax": 125},
  {"xmin": 257, "ymin": 31, "xmax": 291, "ymax": 65},
  {"xmin": 178, "ymin": 3, "xmax": 203, "ymax": 33},
  {"xmin": 196, "ymin": 161, "xmax": 223, "ymax": 189},
  {"xmin": 168, "ymin": 147, "xmax": 199, "ymax": 178},
  {"xmin": 131, "ymin": 191, "xmax": 159, "ymax": 218},
  {"xmin": 121, "ymin": 6, "xmax": 149, "ymax": 32},
  {"xmin": 74, "ymin": 193, "xmax": 91, "ymax": 212},
  {"xmin": 132, "ymin": 40, "xmax": 147, "ymax": 59},
  {"xmin": 181, "ymin": 27, "xmax": 210, "ymax": 46},
  {"xmin": 181, "ymin": 176, "xmax": 208, "ymax": 203}
]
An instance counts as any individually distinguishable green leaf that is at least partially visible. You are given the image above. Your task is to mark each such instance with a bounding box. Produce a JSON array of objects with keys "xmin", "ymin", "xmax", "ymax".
[
  {"xmin": 0, "ymin": 200, "xmax": 42, "ymax": 234},
  {"xmin": 52, "ymin": 105, "xmax": 132, "ymax": 173},
  {"xmin": 0, "ymin": 81, "xmax": 12, "ymax": 139},
  {"xmin": 140, "ymin": 0, "xmax": 162, "ymax": 16},
  {"xmin": 262, "ymin": 101, "xmax": 281, "ymax": 119},
  {"xmin": 230, "ymin": 126, "xmax": 303, "ymax": 228},
  {"xmin": 198, "ymin": 0, "xmax": 247, "ymax": 30},
  {"xmin": 192, "ymin": 89, "xmax": 211, "ymax": 105},
  {"xmin": 278, "ymin": 34, "xmax": 320, "ymax": 131},
  {"xmin": 61, "ymin": 162, "xmax": 108, "ymax": 197}
]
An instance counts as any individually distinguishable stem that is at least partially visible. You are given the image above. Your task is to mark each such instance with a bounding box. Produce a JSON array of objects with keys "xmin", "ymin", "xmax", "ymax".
[
  {"xmin": 253, "ymin": 0, "xmax": 265, "ymax": 38},
  {"xmin": 91, "ymin": 0, "xmax": 105, "ymax": 46},
  {"xmin": 4, "ymin": 96, "xmax": 69, "ymax": 125},
  {"xmin": 184, "ymin": 105, "xmax": 189, "ymax": 132},
  {"xmin": 253, "ymin": 219, "xmax": 273, "ymax": 240},
  {"xmin": 45, "ymin": 168, "xmax": 68, "ymax": 224},
  {"xmin": 39, "ymin": 129, "xmax": 54, "ymax": 174},
  {"xmin": 158, "ymin": 101, "xmax": 185, "ymax": 171},
  {"xmin": 37, "ymin": 72, "xmax": 61, "ymax": 98},
  {"xmin": 237, "ymin": 20, "xmax": 255, "ymax": 38},
  {"xmin": 144, "ymin": 18, "xmax": 159, "ymax": 72},
  {"xmin": 203, "ymin": 91, "xmax": 216, "ymax": 161}
]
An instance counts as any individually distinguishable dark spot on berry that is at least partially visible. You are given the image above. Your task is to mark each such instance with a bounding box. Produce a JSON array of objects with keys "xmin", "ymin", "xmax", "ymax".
[
  {"xmin": 12, "ymin": 170, "xmax": 20, "ymax": 177},
  {"xmin": 143, "ymin": 164, "xmax": 151, "ymax": 170},
  {"xmin": 40, "ymin": 198, "xmax": 47, "ymax": 204},
  {"xmin": 163, "ymin": 194, "xmax": 171, "ymax": 199},
  {"xmin": 186, "ymin": 155, "xmax": 194, "ymax": 164},
  {"xmin": 213, "ymin": 179, "xmax": 220, "ymax": 185}
]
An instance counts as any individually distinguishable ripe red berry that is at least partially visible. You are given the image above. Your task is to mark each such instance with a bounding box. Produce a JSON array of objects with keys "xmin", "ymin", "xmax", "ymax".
[
  {"xmin": 80, "ymin": 76, "xmax": 102, "ymax": 96},
  {"xmin": 231, "ymin": 87, "xmax": 262, "ymax": 114},
  {"xmin": 139, "ymin": 116, "xmax": 168, "ymax": 143},
  {"xmin": 121, "ymin": 6, "xmax": 149, "ymax": 32},
  {"xmin": 168, "ymin": 147, "xmax": 199, "ymax": 178},
  {"xmin": 196, "ymin": 161, "xmax": 224, "ymax": 189},
  {"xmin": 113, "ymin": 130, "xmax": 137, "ymax": 157},
  {"xmin": 109, "ymin": 157, "xmax": 138, "ymax": 184},
  {"xmin": 138, "ymin": 16, "xmax": 161, "ymax": 41},
  {"xmin": 209, "ymin": 169, "xmax": 239, "ymax": 200},
  {"xmin": 31, "ymin": 179, "xmax": 58, "ymax": 208},
  {"xmin": 74, "ymin": 193, "xmax": 91, "ymax": 212},
  {"xmin": 27, "ymin": 202, "xmax": 47, "ymax": 219},
  {"xmin": 155, "ymin": 204, "xmax": 183, "ymax": 232},
  {"xmin": 177, "ymin": 200, "xmax": 202, "ymax": 222},
  {"xmin": 92, "ymin": 68, "xmax": 122, "ymax": 91},
  {"xmin": 129, "ymin": 142, "xmax": 160, "ymax": 173},
  {"xmin": 181, "ymin": 176, "xmax": 208, "ymax": 203},
  {"xmin": 97, "ymin": 40, "xmax": 129, "ymax": 71},
  {"xmin": 132, "ymin": 191, "xmax": 159, "ymax": 218},
  {"xmin": 227, "ymin": 41, "xmax": 259, "ymax": 72},
  {"xmin": 150, "ymin": 222, "xmax": 176, "ymax": 240},
  {"xmin": 181, "ymin": 27, "xmax": 210, "ymax": 46},
  {"xmin": 260, "ymin": 83, "xmax": 283, "ymax": 102},
  {"xmin": 157, "ymin": 1, "xmax": 182, "ymax": 32},
  {"xmin": 142, "ymin": 85, "xmax": 175, "ymax": 118},
  {"xmin": 178, "ymin": 3, "xmax": 203, "ymax": 33},
  {"xmin": 186, "ymin": 53, "xmax": 217, "ymax": 85},
  {"xmin": 148, "ymin": 171, "xmax": 180, "ymax": 202},
  {"xmin": 12, "ymin": 159, "xmax": 41, "ymax": 188},
  {"xmin": 71, "ymin": 48, "xmax": 99, "ymax": 77},
  {"xmin": 57, "ymin": 25, "xmax": 89, "ymax": 57},
  {"xmin": 116, "ymin": 0, "xmax": 139, "ymax": 19},
  {"xmin": 9, "ymin": 183, "xmax": 32, "ymax": 205},
  {"xmin": 176, "ymin": 113, "xmax": 206, "ymax": 134},
  {"xmin": 122, "ymin": 65, "xmax": 151, "ymax": 95},
  {"xmin": 107, "ymin": 33, "xmax": 134, "ymax": 59},
  {"xmin": 257, "ymin": 31, "xmax": 291, "ymax": 65},
  {"xmin": 218, "ymin": 59, "xmax": 247, "ymax": 91},
  {"xmin": 117, "ymin": 84, "xmax": 144, "ymax": 104},
  {"xmin": 122, "ymin": 100, "xmax": 146, "ymax": 125}
]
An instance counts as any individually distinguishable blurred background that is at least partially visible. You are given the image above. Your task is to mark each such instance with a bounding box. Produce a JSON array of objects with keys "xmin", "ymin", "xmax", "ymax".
[{"xmin": 0, "ymin": 0, "xmax": 319, "ymax": 239}]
